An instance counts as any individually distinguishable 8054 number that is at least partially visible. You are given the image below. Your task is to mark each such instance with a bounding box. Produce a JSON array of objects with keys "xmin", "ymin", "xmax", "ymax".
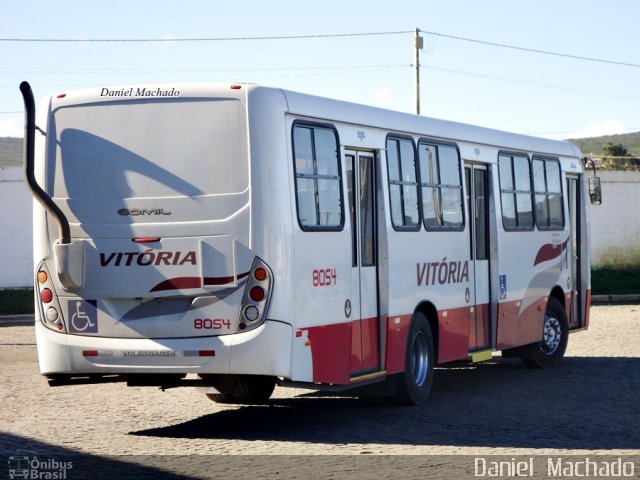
[
  {"xmin": 312, "ymin": 268, "xmax": 337, "ymax": 287},
  {"xmin": 194, "ymin": 318, "xmax": 231, "ymax": 330}
]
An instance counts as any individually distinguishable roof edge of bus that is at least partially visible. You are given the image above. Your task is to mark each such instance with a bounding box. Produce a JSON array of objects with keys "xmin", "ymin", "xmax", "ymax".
[
  {"xmin": 46, "ymin": 81, "xmax": 581, "ymax": 159},
  {"xmin": 278, "ymin": 87, "xmax": 581, "ymax": 159}
]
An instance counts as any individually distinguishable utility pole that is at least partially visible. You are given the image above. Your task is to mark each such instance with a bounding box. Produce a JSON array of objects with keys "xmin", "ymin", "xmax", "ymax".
[{"xmin": 414, "ymin": 27, "xmax": 423, "ymax": 115}]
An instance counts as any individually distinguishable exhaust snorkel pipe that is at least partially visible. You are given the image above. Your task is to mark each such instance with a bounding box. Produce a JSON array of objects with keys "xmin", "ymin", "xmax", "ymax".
[{"xmin": 20, "ymin": 81, "xmax": 71, "ymax": 245}]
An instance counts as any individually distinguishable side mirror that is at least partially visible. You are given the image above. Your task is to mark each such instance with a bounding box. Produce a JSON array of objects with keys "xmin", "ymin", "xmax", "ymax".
[{"xmin": 588, "ymin": 177, "xmax": 602, "ymax": 205}]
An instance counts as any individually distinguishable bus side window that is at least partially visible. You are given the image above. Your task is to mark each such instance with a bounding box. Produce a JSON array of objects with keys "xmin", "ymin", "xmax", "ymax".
[
  {"xmin": 417, "ymin": 141, "xmax": 464, "ymax": 230},
  {"xmin": 532, "ymin": 157, "xmax": 564, "ymax": 230},
  {"xmin": 386, "ymin": 136, "xmax": 420, "ymax": 230},
  {"xmin": 498, "ymin": 153, "xmax": 534, "ymax": 230},
  {"xmin": 292, "ymin": 123, "xmax": 344, "ymax": 230}
]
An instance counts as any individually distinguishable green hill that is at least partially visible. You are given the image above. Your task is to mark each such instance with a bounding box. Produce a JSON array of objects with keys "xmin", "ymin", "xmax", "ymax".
[
  {"xmin": 568, "ymin": 132, "xmax": 640, "ymax": 156},
  {"xmin": 568, "ymin": 132, "xmax": 640, "ymax": 170}
]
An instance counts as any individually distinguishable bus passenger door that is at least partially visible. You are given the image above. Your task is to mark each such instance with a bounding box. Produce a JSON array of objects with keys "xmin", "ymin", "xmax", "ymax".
[
  {"xmin": 346, "ymin": 150, "xmax": 380, "ymax": 375},
  {"xmin": 465, "ymin": 165, "xmax": 491, "ymax": 351},
  {"xmin": 566, "ymin": 175, "xmax": 582, "ymax": 328}
]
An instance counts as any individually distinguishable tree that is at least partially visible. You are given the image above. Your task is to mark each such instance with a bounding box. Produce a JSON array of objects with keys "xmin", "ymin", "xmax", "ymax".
[
  {"xmin": 601, "ymin": 142, "xmax": 640, "ymax": 170},
  {"xmin": 602, "ymin": 142, "xmax": 628, "ymax": 157}
]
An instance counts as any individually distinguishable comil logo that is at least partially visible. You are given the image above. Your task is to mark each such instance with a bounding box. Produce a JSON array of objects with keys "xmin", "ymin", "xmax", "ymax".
[
  {"xmin": 8, "ymin": 456, "xmax": 73, "ymax": 479},
  {"xmin": 117, "ymin": 208, "xmax": 171, "ymax": 216}
]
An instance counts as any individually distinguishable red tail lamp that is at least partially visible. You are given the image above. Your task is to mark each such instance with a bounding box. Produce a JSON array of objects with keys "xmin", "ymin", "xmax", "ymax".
[
  {"xmin": 40, "ymin": 288, "xmax": 53, "ymax": 304},
  {"xmin": 249, "ymin": 286, "xmax": 265, "ymax": 302},
  {"xmin": 254, "ymin": 267, "xmax": 268, "ymax": 281}
]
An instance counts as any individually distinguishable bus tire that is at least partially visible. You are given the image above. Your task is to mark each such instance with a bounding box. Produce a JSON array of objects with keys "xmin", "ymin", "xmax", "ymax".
[
  {"xmin": 393, "ymin": 312, "xmax": 434, "ymax": 405},
  {"xmin": 205, "ymin": 392, "xmax": 236, "ymax": 404},
  {"xmin": 206, "ymin": 375, "xmax": 276, "ymax": 404},
  {"xmin": 521, "ymin": 297, "xmax": 569, "ymax": 369}
]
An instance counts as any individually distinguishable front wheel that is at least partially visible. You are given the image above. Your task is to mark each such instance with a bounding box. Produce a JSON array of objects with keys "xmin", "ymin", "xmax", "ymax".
[
  {"xmin": 521, "ymin": 297, "xmax": 569, "ymax": 368},
  {"xmin": 393, "ymin": 312, "xmax": 435, "ymax": 405}
]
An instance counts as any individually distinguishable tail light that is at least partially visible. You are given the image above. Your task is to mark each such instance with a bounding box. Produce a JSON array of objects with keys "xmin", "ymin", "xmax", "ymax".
[
  {"xmin": 238, "ymin": 257, "xmax": 273, "ymax": 332},
  {"xmin": 35, "ymin": 262, "xmax": 66, "ymax": 333}
]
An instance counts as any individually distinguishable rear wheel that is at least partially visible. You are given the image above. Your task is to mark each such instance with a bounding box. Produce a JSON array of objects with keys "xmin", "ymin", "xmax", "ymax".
[
  {"xmin": 393, "ymin": 312, "xmax": 435, "ymax": 405},
  {"xmin": 521, "ymin": 297, "xmax": 569, "ymax": 368},
  {"xmin": 205, "ymin": 375, "xmax": 276, "ymax": 404}
]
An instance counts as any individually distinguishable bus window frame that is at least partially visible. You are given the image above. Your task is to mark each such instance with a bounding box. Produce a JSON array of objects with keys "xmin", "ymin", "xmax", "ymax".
[
  {"xmin": 385, "ymin": 133, "xmax": 422, "ymax": 232},
  {"xmin": 417, "ymin": 137, "xmax": 466, "ymax": 232},
  {"xmin": 498, "ymin": 150, "xmax": 535, "ymax": 232},
  {"xmin": 532, "ymin": 155, "xmax": 565, "ymax": 231},
  {"xmin": 291, "ymin": 120, "xmax": 345, "ymax": 232}
]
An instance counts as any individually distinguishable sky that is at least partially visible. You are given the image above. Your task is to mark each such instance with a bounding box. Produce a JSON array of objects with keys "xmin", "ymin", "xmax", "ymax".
[{"xmin": 1, "ymin": 0, "xmax": 639, "ymax": 143}]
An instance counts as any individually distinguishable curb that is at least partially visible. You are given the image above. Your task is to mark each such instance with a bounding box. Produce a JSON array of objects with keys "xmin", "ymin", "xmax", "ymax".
[
  {"xmin": 591, "ymin": 294, "xmax": 640, "ymax": 305},
  {"xmin": 0, "ymin": 314, "xmax": 34, "ymax": 327}
]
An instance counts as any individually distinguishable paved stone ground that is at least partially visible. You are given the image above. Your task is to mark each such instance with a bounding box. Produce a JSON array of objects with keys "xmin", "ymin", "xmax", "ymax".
[{"xmin": 0, "ymin": 305, "xmax": 638, "ymax": 478}]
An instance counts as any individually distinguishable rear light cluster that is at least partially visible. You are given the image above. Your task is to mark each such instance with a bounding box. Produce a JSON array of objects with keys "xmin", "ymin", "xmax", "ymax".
[
  {"xmin": 35, "ymin": 263, "xmax": 66, "ymax": 333},
  {"xmin": 238, "ymin": 257, "xmax": 273, "ymax": 332}
]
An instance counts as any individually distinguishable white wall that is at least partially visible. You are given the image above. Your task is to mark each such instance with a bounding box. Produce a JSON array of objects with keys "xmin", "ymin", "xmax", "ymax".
[
  {"xmin": 588, "ymin": 170, "xmax": 640, "ymax": 267},
  {"xmin": 0, "ymin": 167, "xmax": 639, "ymax": 288},
  {"xmin": 0, "ymin": 166, "xmax": 33, "ymax": 287}
]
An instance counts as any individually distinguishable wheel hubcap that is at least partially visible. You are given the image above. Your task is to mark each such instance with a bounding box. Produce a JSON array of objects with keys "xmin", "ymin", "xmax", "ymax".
[
  {"xmin": 541, "ymin": 314, "xmax": 562, "ymax": 355},
  {"xmin": 410, "ymin": 331, "xmax": 429, "ymax": 387}
]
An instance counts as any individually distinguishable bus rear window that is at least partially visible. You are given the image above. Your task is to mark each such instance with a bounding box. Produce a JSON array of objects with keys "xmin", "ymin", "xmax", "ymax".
[{"xmin": 48, "ymin": 99, "xmax": 248, "ymax": 199}]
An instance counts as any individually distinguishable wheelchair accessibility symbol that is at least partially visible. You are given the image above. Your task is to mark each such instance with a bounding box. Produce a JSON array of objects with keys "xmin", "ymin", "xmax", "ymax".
[{"xmin": 68, "ymin": 300, "xmax": 98, "ymax": 333}]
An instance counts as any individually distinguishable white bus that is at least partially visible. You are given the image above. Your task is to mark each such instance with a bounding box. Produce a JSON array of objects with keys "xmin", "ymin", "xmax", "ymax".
[{"xmin": 20, "ymin": 81, "xmax": 600, "ymax": 405}]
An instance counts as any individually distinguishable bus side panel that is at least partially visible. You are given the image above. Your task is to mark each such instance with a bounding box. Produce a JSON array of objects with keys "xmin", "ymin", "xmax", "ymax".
[
  {"xmin": 289, "ymin": 243, "xmax": 353, "ymax": 385},
  {"xmin": 495, "ymin": 225, "xmax": 569, "ymax": 349},
  {"xmin": 304, "ymin": 323, "xmax": 352, "ymax": 384},
  {"xmin": 384, "ymin": 306, "xmax": 472, "ymax": 370},
  {"xmin": 386, "ymin": 233, "xmax": 472, "ymax": 365},
  {"xmin": 497, "ymin": 297, "xmax": 549, "ymax": 349},
  {"xmin": 285, "ymin": 115, "xmax": 354, "ymax": 385},
  {"xmin": 437, "ymin": 306, "xmax": 472, "ymax": 363},
  {"xmin": 385, "ymin": 314, "xmax": 412, "ymax": 374}
]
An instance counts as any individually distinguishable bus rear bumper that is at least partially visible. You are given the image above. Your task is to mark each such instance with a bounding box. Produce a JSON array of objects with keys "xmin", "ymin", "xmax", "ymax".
[{"xmin": 35, "ymin": 320, "xmax": 292, "ymax": 380}]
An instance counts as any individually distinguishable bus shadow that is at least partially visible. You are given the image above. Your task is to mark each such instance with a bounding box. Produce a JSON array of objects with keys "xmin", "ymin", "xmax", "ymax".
[{"xmin": 131, "ymin": 356, "xmax": 640, "ymax": 450}]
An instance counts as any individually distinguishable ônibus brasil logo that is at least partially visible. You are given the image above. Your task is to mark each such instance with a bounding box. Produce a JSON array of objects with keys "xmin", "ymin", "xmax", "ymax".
[{"xmin": 8, "ymin": 456, "xmax": 73, "ymax": 479}]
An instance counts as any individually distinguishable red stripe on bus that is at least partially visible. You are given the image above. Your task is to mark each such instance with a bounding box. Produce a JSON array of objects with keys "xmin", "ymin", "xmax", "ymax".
[
  {"xmin": 149, "ymin": 271, "xmax": 250, "ymax": 292},
  {"xmin": 533, "ymin": 238, "xmax": 569, "ymax": 266},
  {"xmin": 304, "ymin": 322, "xmax": 352, "ymax": 384},
  {"xmin": 150, "ymin": 277, "xmax": 200, "ymax": 292},
  {"xmin": 302, "ymin": 305, "xmax": 490, "ymax": 384},
  {"xmin": 304, "ymin": 290, "xmax": 589, "ymax": 385},
  {"xmin": 585, "ymin": 289, "xmax": 592, "ymax": 329}
]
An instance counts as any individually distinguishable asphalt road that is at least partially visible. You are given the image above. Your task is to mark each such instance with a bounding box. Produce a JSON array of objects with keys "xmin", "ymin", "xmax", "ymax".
[{"xmin": 1, "ymin": 305, "xmax": 638, "ymax": 479}]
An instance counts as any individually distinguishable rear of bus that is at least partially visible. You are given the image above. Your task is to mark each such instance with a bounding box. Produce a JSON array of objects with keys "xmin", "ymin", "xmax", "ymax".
[{"xmin": 26, "ymin": 83, "xmax": 291, "ymax": 392}]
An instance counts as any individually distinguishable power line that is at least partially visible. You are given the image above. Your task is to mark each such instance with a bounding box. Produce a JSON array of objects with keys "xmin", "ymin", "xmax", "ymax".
[
  {"xmin": 0, "ymin": 30, "xmax": 412, "ymax": 43},
  {"xmin": 423, "ymin": 30, "xmax": 640, "ymax": 69},
  {"xmin": 0, "ymin": 63, "xmax": 407, "ymax": 74},
  {"xmin": 420, "ymin": 64, "xmax": 639, "ymax": 101},
  {"xmin": 3, "ymin": 27, "xmax": 638, "ymax": 68}
]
